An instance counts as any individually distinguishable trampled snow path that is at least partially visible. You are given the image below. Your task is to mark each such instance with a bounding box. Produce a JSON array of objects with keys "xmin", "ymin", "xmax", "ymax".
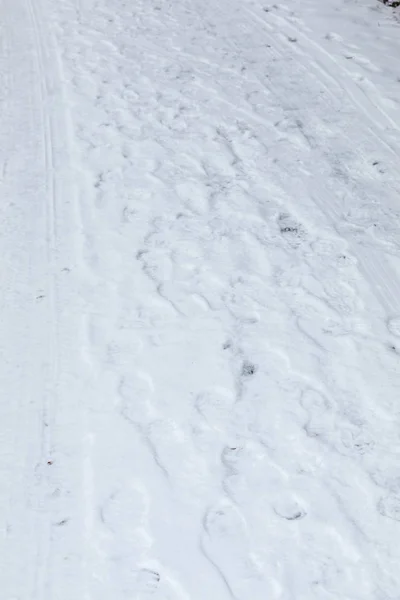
[{"xmin": 2, "ymin": 0, "xmax": 400, "ymax": 598}]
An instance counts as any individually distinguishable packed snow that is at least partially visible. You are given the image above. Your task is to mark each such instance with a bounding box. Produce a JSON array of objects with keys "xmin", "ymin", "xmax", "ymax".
[{"xmin": 1, "ymin": 0, "xmax": 400, "ymax": 598}]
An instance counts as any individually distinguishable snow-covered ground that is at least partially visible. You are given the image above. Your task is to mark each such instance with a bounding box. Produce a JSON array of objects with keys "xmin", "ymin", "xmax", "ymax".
[{"xmin": 1, "ymin": 0, "xmax": 400, "ymax": 597}]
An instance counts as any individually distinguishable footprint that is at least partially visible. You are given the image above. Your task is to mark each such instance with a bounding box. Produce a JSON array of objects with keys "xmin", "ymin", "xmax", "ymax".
[
  {"xmin": 221, "ymin": 441, "xmax": 291, "ymax": 509},
  {"xmin": 310, "ymin": 237, "xmax": 357, "ymax": 270},
  {"xmin": 301, "ymin": 388, "xmax": 337, "ymax": 445},
  {"xmin": 206, "ymin": 498, "xmax": 245, "ymax": 528},
  {"xmin": 201, "ymin": 502, "xmax": 270, "ymax": 599},
  {"xmin": 195, "ymin": 387, "xmax": 236, "ymax": 432},
  {"xmin": 175, "ymin": 180, "xmax": 210, "ymax": 215},
  {"xmin": 221, "ymin": 445, "xmax": 245, "ymax": 473},
  {"xmin": 241, "ymin": 361, "xmax": 258, "ymax": 377},
  {"xmin": 105, "ymin": 337, "xmax": 143, "ymax": 367},
  {"xmin": 117, "ymin": 372, "xmax": 157, "ymax": 427},
  {"xmin": 137, "ymin": 247, "xmax": 174, "ymax": 284},
  {"xmin": 325, "ymin": 32, "xmax": 344, "ymax": 42},
  {"xmin": 377, "ymin": 493, "xmax": 400, "ymax": 522},
  {"xmin": 135, "ymin": 566, "xmax": 190, "ymax": 599},
  {"xmin": 272, "ymin": 495, "xmax": 307, "ymax": 521},
  {"xmin": 101, "ymin": 484, "xmax": 150, "ymax": 540},
  {"xmin": 300, "ymin": 388, "xmax": 332, "ymax": 419},
  {"xmin": 134, "ymin": 568, "xmax": 161, "ymax": 595},
  {"xmin": 220, "ymin": 443, "xmax": 266, "ymax": 504},
  {"xmin": 146, "ymin": 419, "xmax": 209, "ymax": 497},
  {"xmin": 339, "ymin": 426, "xmax": 375, "ymax": 457},
  {"xmin": 321, "ymin": 278, "xmax": 358, "ymax": 316},
  {"xmin": 277, "ymin": 212, "xmax": 308, "ymax": 248}
]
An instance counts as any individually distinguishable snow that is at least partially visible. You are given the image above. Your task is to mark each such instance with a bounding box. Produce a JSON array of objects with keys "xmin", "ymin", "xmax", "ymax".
[{"xmin": 1, "ymin": 0, "xmax": 400, "ymax": 597}]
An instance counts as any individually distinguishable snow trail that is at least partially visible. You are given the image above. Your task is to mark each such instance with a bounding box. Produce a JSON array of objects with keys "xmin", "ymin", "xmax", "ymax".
[{"xmin": 2, "ymin": 0, "xmax": 400, "ymax": 598}]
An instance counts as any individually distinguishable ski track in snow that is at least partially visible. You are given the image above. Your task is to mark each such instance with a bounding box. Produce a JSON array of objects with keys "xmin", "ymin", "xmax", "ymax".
[{"xmin": 2, "ymin": 0, "xmax": 400, "ymax": 598}]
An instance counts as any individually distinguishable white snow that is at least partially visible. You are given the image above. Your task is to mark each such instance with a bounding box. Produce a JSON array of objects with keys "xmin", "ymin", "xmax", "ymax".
[{"xmin": 1, "ymin": 0, "xmax": 400, "ymax": 598}]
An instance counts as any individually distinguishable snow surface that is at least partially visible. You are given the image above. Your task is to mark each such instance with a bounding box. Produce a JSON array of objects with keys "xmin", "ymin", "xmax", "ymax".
[{"xmin": 1, "ymin": 0, "xmax": 400, "ymax": 598}]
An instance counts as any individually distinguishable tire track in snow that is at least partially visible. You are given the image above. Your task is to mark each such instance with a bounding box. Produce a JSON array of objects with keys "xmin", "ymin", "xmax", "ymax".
[
  {"xmin": 24, "ymin": 1, "xmax": 59, "ymax": 594},
  {"xmin": 246, "ymin": 5, "xmax": 400, "ymax": 156},
  {"xmin": 243, "ymin": 3, "xmax": 400, "ymax": 322},
  {"xmin": 4, "ymin": 1, "xmax": 86, "ymax": 598},
  {"xmin": 0, "ymin": 2, "xmax": 59, "ymax": 596}
]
